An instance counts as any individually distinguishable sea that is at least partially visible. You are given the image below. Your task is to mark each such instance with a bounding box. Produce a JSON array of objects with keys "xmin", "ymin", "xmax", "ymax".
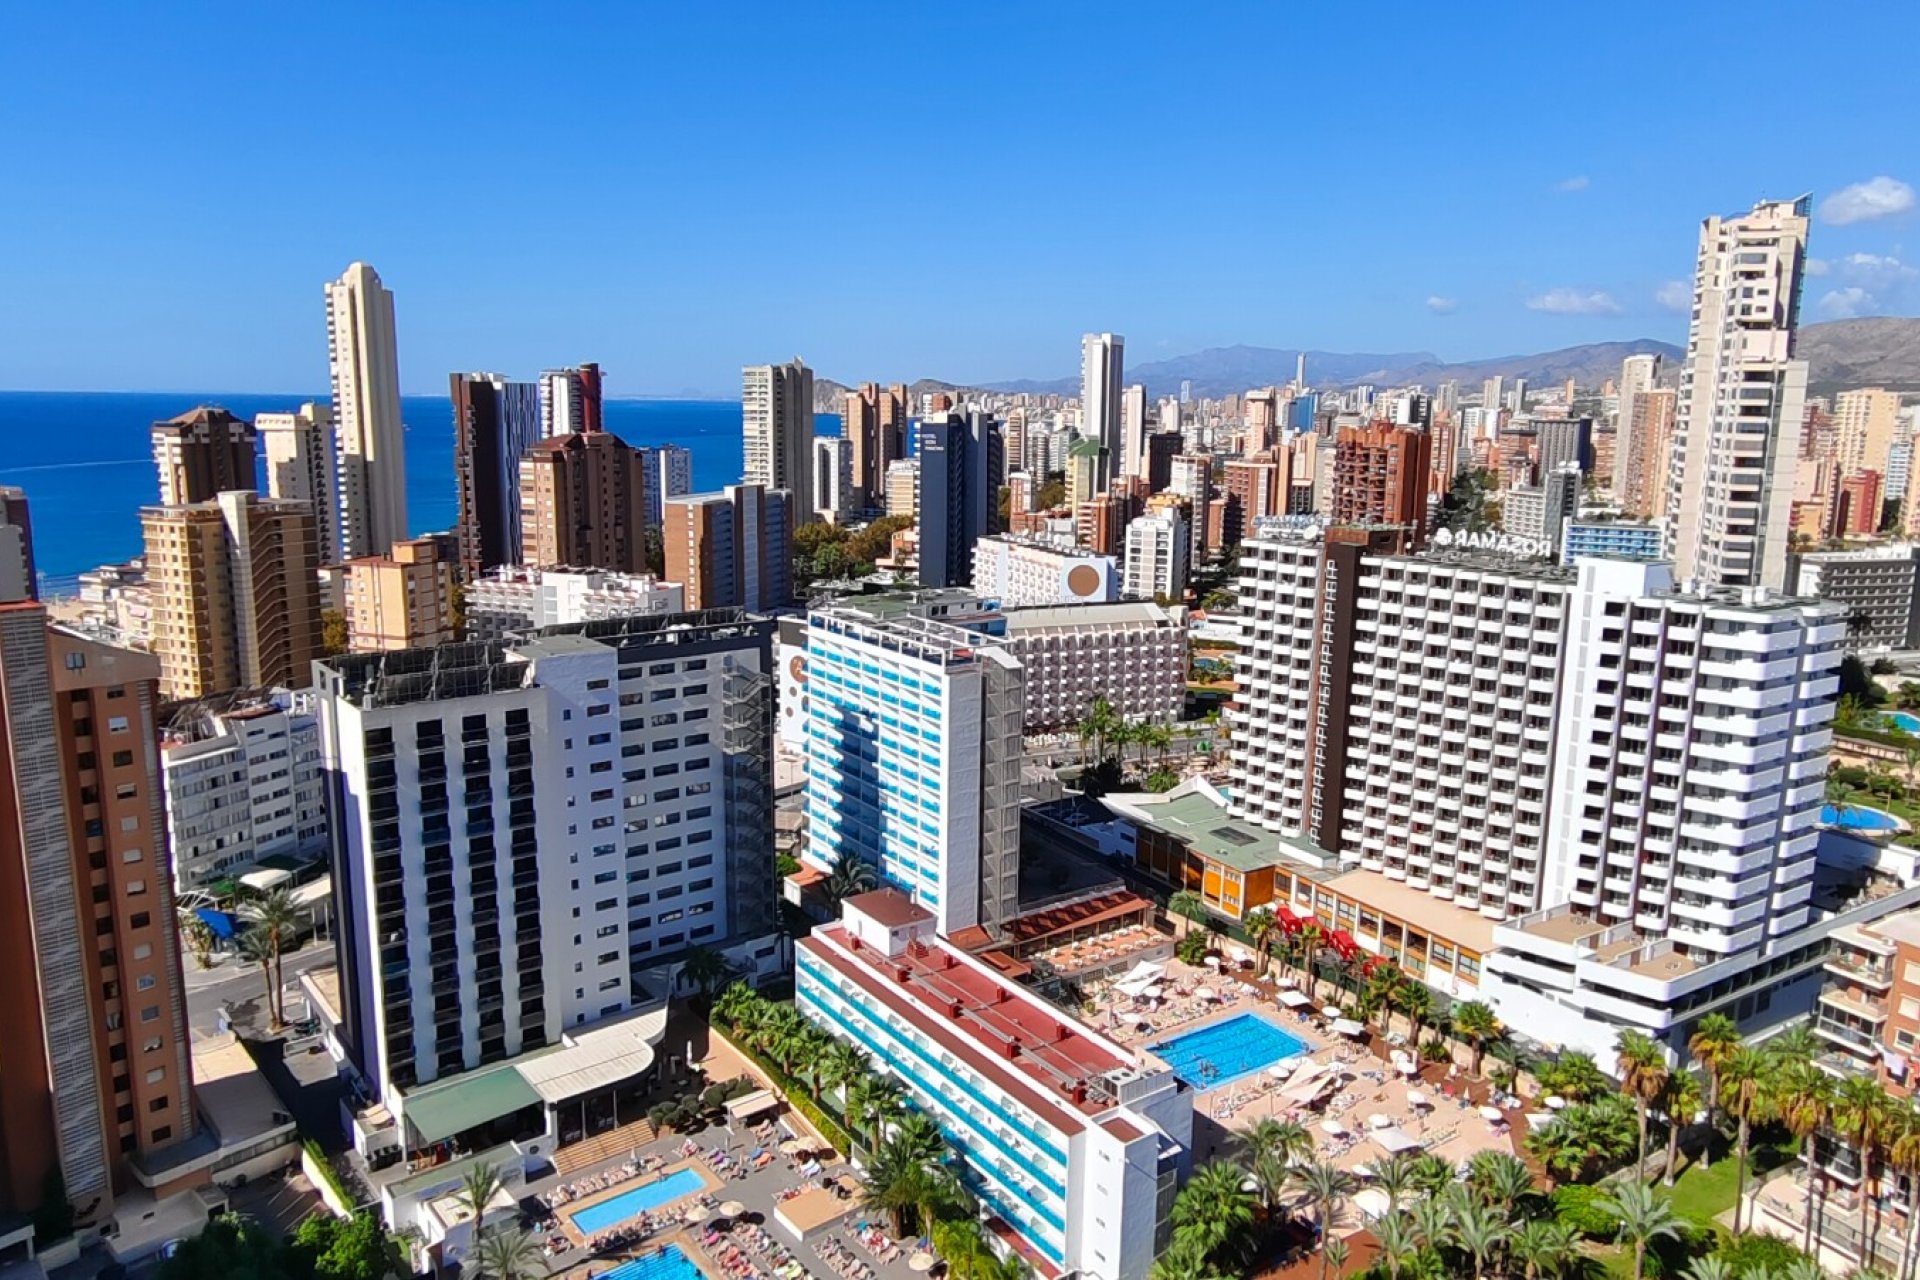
[{"xmin": 0, "ymin": 391, "xmax": 841, "ymax": 587}]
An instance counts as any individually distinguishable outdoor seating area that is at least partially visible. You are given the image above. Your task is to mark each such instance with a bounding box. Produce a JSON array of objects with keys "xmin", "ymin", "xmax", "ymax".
[
  {"xmin": 1087, "ymin": 956, "xmax": 1273, "ymax": 1040},
  {"xmin": 1030, "ymin": 922, "xmax": 1169, "ymax": 977}
]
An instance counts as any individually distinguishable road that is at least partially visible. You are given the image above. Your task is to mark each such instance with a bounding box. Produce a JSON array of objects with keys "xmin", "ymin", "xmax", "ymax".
[{"xmin": 184, "ymin": 939, "xmax": 337, "ymax": 1043}]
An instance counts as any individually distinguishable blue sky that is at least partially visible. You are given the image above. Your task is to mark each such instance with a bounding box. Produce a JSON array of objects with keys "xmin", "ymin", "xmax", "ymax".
[{"xmin": 2, "ymin": 1, "xmax": 1916, "ymax": 396}]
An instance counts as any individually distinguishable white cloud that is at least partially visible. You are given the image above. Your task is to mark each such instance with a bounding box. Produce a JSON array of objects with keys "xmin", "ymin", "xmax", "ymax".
[
  {"xmin": 1805, "ymin": 257, "xmax": 1831, "ymax": 276},
  {"xmin": 1817, "ymin": 287, "xmax": 1877, "ymax": 319},
  {"xmin": 1838, "ymin": 252, "xmax": 1919, "ymax": 291},
  {"xmin": 1555, "ymin": 176, "xmax": 1590, "ymax": 192},
  {"xmin": 1425, "ymin": 296, "xmax": 1458, "ymax": 315},
  {"xmin": 1526, "ymin": 288, "xmax": 1622, "ymax": 316},
  {"xmin": 1819, "ymin": 176, "xmax": 1915, "ymax": 225},
  {"xmin": 1655, "ymin": 280, "xmax": 1691, "ymax": 312}
]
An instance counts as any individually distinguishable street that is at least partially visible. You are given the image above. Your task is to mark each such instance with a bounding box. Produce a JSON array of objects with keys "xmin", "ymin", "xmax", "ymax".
[{"xmin": 184, "ymin": 938, "xmax": 337, "ymax": 1044}]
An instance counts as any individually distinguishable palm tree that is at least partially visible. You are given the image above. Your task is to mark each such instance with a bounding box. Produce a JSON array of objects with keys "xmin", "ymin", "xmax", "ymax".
[
  {"xmin": 1834, "ymin": 1073, "xmax": 1897, "ymax": 1272},
  {"xmin": 1240, "ymin": 1117, "xmax": 1313, "ymax": 1169},
  {"xmin": 1451, "ymin": 1001, "xmax": 1501, "ymax": 1076},
  {"xmin": 1368, "ymin": 1150, "xmax": 1423, "ymax": 1214},
  {"xmin": 1363, "ymin": 964, "xmax": 1407, "ymax": 1035},
  {"xmin": 1147, "ymin": 1235, "xmax": 1228, "ymax": 1280},
  {"xmin": 1169, "ymin": 1160, "xmax": 1256, "ymax": 1266},
  {"xmin": 1167, "ymin": 890, "xmax": 1208, "ymax": 940},
  {"xmin": 820, "ymin": 1040, "xmax": 868, "ymax": 1108},
  {"xmin": 1536, "ymin": 1050, "xmax": 1610, "ymax": 1103},
  {"xmin": 1767, "ymin": 1024, "xmax": 1821, "ymax": 1067},
  {"xmin": 1827, "ymin": 773, "xmax": 1861, "ymax": 824},
  {"xmin": 465, "ymin": 1225, "xmax": 543, "ymax": 1280},
  {"xmin": 1682, "ymin": 1255, "xmax": 1733, "ymax": 1280},
  {"xmin": 891, "ymin": 1112, "xmax": 944, "ymax": 1165},
  {"xmin": 1409, "ymin": 1195, "xmax": 1452, "ymax": 1257},
  {"xmin": 1399, "ymin": 983, "xmax": 1434, "ymax": 1047},
  {"xmin": 1450, "ymin": 1199, "xmax": 1509, "ymax": 1280},
  {"xmin": 1687, "ymin": 1012, "xmax": 1742, "ymax": 1169},
  {"xmin": 1887, "ymin": 1101, "xmax": 1920, "ymax": 1280},
  {"xmin": 823, "ymin": 851, "xmax": 879, "ymax": 908},
  {"xmin": 457, "ymin": 1161, "xmax": 508, "ymax": 1230},
  {"xmin": 679, "ymin": 946, "xmax": 729, "ymax": 1002},
  {"xmin": 847, "ymin": 1074, "xmax": 907, "ymax": 1154},
  {"xmin": 1243, "ymin": 907, "xmax": 1278, "ymax": 977},
  {"xmin": 1297, "ymin": 920, "xmax": 1326, "ymax": 1002},
  {"xmin": 1769, "ymin": 1059, "xmax": 1837, "ymax": 1256},
  {"xmin": 1321, "ymin": 1237, "xmax": 1349, "ymax": 1280},
  {"xmin": 712, "ymin": 980, "xmax": 758, "ymax": 1028},
  {"xmin": 242, "ymin": 886, "xmax": 300, "ymax": 1028},
  {"xmin": 236, "ymin": 927, "xmax": 277, "ymax": 1025},
  {"xmin": 1289, "ymin": 1160, "xmax": 1356, "ymax": 1280},
  {"xmin": 1616, "ymin": 1030, "xmax": 1669, "ymax": 1177},
  {"xmin": 1369, "ymin": 1212, "xmax": 1419, "ymax": 1280},
  {"xmin": 1466, "ymin": 1150, "xmax": 1536, "ymax": 1214},
  {"xmin": 1510, "ymin": 1219, "xmax": 1577, "ymax": 1280},
  {"xmin": 1720, "ymin": 1045, "xmax": 1770, "ymax": 1233},
  {"xmin": 1661, "ymin": 1070, "xmax": 1702, "ymax": 1186},
  {"xmin": 1597, "ymin": 1180, "xmax": 1682, "ymax": 1280}
]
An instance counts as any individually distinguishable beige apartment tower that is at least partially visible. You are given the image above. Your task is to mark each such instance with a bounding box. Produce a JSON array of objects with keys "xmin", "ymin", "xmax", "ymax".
[
  {"xmin": 140, "ymin": 492, "xmax": 324, "ymax": 699},
  {"xmin": 343, "ymin": 536, "xmax": 458, "ymax": 652},
  {"xmin": 325, "ymin": 262, "xmax": 408, "ymax": 559},
  {"xmin": 0, "ymin": 604, "xmax": 195, "ymax": 1218},
  {"xmin": 1618, "ymin": 389, "xmax": 1677, "ymax": 519},
  {"xmin": 518, "ymin": 425, "xmax": 649, "ymax": 572},
  {"xmin": 1662, "ymin": 197, "xmax": 1811, "ymax": 589},
  {"xmin": 743, "ymin": 360, "xmax": 814, "ymax": 520},
  {"xmin": 1835, "ymin": 387, "xmax": 1902, "ymax": 479},
  {"xmin": 257, "ymin": 401, "xmax": 339, "ymax": 562}
]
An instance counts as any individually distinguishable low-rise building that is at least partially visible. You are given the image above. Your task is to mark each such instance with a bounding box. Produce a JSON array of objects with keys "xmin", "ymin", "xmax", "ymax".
[
  {"xmin": 161, "ymin": 689, "xmax": 328, "ymax": 894},
  {"xmin": 797, "ymin": 890, "xmax": 1190, "ymax": 1280},
  {"xmin": 463, "ymin": 566, "xmax": 687, "ymax": 641},
  {"xmin": 1561, "ymin": 519, "xmax": 1663, "ymax": 565}
]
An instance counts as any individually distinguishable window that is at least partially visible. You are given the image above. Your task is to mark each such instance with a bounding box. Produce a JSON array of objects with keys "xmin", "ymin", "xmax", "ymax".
[
  {"xmin": 111, "ymin": 750, "xmax": 133, "ymax": 767},
  {"xmin": 148, "ymin": 1096, "xmax": 169, "ymax": 1113},
  {"xmin": 136, "ymin": 974, "xmax": 156, "ymax": 991},
  {"xmin": 108, "ymin": 716, "xmax": 129, "ymax": 733},
  {"xmin": 151, "ymin": 1125, "xmax": 172, "ymax": 1143},
  {"xmin": 145, "ymin": 1067, "xmax": 165, "ymax": 1084},
  {"xmin": 127, "ymin": 879, "xmax": 146, "ymax": 896},
  {"xmin": 139, "ymin": 1005, "xmax": 160, "ymax": 1023},
  {"xmin": 130, "ymin": 912, "xmax": 150, "ymax": 929},
  {"xmin": 122, "ymin": 848, "xmax": 142, "ymax": 863}
]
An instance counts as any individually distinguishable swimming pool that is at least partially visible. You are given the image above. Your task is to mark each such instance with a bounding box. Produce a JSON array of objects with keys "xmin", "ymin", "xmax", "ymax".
[
  {"xmin": 594, "ymin": 1245, "xmax": 702, "ymax": 1280},
  {"xmin": 567, "ymin": 1167, "xmax": 706, "ymax": 1235},
  {"xmin": 1823, "ymin": 803, "xmax": 1903, "ymax": 832},
  {"xmin": 1881, "ymin": 711, "xmax": 1920, "ymax": 734},
  {"xmin": 1149, "ymin": 1012, "xmax": 1308, "ymax": 1090}
]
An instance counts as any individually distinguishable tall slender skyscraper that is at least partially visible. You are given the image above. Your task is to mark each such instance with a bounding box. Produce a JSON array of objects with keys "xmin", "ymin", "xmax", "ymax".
[
  {"xmin": 325, "ymin": 262, "xmax": 408, "ymax": 559},
  {"xmin": 258, "ymin": 402, "xmax": 339, "ymax": 562},
  {"xmin": 1080, "ymin": 333, "xmax": 1125, "ymax": 485},
  {"xmin": 1663, "ymin": 197, "xmax": 1811, "ymax": 589},
  {"xmin": 538, "ymin": 363, "xmax": 604, "ymax": 437},
  {"xmin": 844, "ymin": 382, "xmax": 907, "ymax": 507},
  {"xmin": 452, "ymin": 372, "xmax": 542, "ymax": 577},
  {"xmin": 743, "ymin": 360, "xmax": 815, "ymax": 521},
  {"xmin": 1610, "ymin": 354, "xmax": 1660, "ymax": 501},
  {"xmin": 916, "ymin": 411, "xmax": 1002, "ymax": 589}
]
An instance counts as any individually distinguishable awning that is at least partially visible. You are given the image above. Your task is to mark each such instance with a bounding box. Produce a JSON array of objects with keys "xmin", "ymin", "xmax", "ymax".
[
  {"xmin": 725, "ymin": 1088, "xmax": 782, "ymax": 1122},
  {"xmin": 1372, "ymin": 1126, "xmax": 1425, "ymax": 1154},
  {"xmin": 402, "ymin": 1063, "xmax": 543, "ymax": 1147},
  {"xmin": 291, "ymin": 876, "xmax": 332, "ymax": 909},
  {"xmin": 1353, "ymin": 1188, "xmax": 1392, "ymax": 1219},
  {"xmin": 1332, "ymin": 1018, "xmax": 1366, "ymax": 1037},
  {"xmin": 1278, "ymin": 989, "xmax": 1313, "ymax": 1008},
  {"xmin": 240, "ymin": 868, "xmax": 293, "ymax": 891},
  {"xmin": 194, "ymin": 908, "xmax": 237, "ymax": 941}
]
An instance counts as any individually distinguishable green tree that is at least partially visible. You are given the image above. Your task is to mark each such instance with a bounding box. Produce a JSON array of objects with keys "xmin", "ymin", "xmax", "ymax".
[
  {"xmin": 1170, "ymin": 1160, "xmax": 1257, "ymax": 1268},
  {"xmin": 1450, "ymin": 1197, "xmax": 1509, "ymax": 1280},
  {"xmin": 236, "ymin": 927, "xmax": 278, "ymax": 1026},
  {"xmin": 321, "ymin": 608, "xmax": 349, "ymax": 656},
  {"xmin": 1832, "ymin": 1073, "xmax": 1897, "ymax": 1271},
  {"xmin": 1242, "ymin": 907, "xmax": 1278, "ymax": 977},
  {"xmin": 1451, "ymin": 1001, "xmax": 1501, "ymax": 1075},
  {"xmin": 157, "ymin": 1216, "xmax": 289, "ymax": 1280},
  {"xmin": 1289, "ymin": 1159, "xmax": 1356, "ymax": 1280},
  {"xmin": 243, "ymin": 885, "xmax": 301, "ymax": 1027},
  {"xmin": 293, "ymin": 1212, "xmax": 406, "ymax": 1280},
  {"xmin": 1687, "ymin": 1012, "xmax": 1742, "ymax": 1169},
  {"xmin": 465, "ymin": 1226, "xmax": 543, "ymax": 1280},
  {"xmin": 1615, "ymin": 1030, "xmax": 1669, "ymax": 1176},
  {"xmin": 1510, "ymin": 1219, "xmax": 1577, "ymax": 1280},
  {"xmin": 1661, "ymin": 1070, "xmax": 1702, "ymax": 1186},
  {"xmin": 1839, "ymin": 653, "xmax": 1888, "ymax": 707},
  {"xmin": 1768, "ymin": 1058, "xmax": 1836, "ymax": 1256},
  {"xmin": 1718, "ymin": 1045, "xmax": 1770, "ymax": 1233},
  {"xmin": 680, "ymin": 946, "xmax": 729, "ymax": 1002},
  {"xmin": 457, "ymin": 1161, "xmax": 508, "ymax": 1231},
  {"xmin": 1167, "ymin": 890, "xmax": 1208, "ymax": 939},
  {"xmin": 1595, "ymin": 1181, "xmax": 1681, "ymax": 1280},
  {"xmin": 1535, "ymin": 1050, "xmax": 1609, "ymax": 1103},
  {"xmin": 822, "ymin": 850, "xmax": 879, "ymax": 907}
]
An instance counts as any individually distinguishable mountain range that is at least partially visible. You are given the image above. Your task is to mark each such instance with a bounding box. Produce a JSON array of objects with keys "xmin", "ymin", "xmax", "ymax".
[{"xmin": 811, "ymin": 317, "xmax": 1920, "ymax": 410}]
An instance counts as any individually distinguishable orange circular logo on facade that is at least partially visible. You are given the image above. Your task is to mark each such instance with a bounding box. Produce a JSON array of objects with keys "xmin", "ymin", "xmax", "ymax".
[{"xmin": 1067, "ymin": 565, "xmax": 1101, "ymax": 597}]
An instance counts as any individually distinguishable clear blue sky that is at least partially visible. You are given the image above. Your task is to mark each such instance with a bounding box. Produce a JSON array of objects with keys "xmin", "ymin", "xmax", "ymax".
[{"xmin": 3, "ymin": 1, "xmax": 1916, "ymax": 396}]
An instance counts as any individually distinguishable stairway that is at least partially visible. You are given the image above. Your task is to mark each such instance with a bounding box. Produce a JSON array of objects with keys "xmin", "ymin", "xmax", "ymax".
[{"xmin": 553, "ymin": 1118, "xmax": 658, "ymax": 1177}]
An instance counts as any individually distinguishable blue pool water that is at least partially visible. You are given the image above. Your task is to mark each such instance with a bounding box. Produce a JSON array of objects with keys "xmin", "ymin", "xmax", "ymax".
[
  {"xmin": 1882, "ymin": 711, "xmax": 1920, "ymax": 734},
  {"xmin": 594, "ymin": 1245, "xmax": 702, "ymax": 1280},
  {"xmin": 1824, "ymin": 803, "xmax": 1902, "ymax": 832},
  {"xmin": 1149, "ymin": 1012, "xmax": 1308, "ymax": 1089},
  {"xmin": 566, "ymin": 1167, "xmax": 706, "ymax": 1235}
]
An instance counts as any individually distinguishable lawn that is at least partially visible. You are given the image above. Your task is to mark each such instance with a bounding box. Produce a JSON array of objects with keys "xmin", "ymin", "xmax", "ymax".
[{"xmin": 1665, "ymin": 1137, "xmax": 1800, "ymax": 1231}]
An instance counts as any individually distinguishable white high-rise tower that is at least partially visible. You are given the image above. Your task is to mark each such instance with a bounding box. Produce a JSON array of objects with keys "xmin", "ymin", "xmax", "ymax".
[
  {"xmin": 325, "ymin": 263, "xmax": 408, "ymax": 559},
  {"xmin": 1662, "ymin": 197, "xmax": 1811, "ymax": 590},
  {"xmin": 1080, "ymin": 333, "xmax": 1124, "ymax": 485},
  {"xmin": 742, "ymin": 359, "xmax": 814, "ymax": 522}
]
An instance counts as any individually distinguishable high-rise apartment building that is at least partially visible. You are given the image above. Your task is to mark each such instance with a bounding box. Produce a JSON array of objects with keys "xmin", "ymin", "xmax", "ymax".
[
  {"xmin": 1617, "ymin": 390, "xmax": 1677, "ymax": 519},
  {"xmin": 1222, "ymin": 459, "xmax": 1282, "ymax": 548},
  {"xmin": 151, "ymin": 406, "xmax": 256, "ymax": 507},
  {"xmin": 1000, "ymin": 600, "xmax": 1187, "ymax": 732},
  {"xmin": 844, "ymin": 383, "xmax": 907, "ymax": 507},
  {"xmin": 663, "ymin": 484, "xmax": 792, "ymax": 612},
  {"xmin": 1789, "ymin": 543, "xmax": 1920, "ymax": 652},
  {"xmin": 258, "ymin": 402, "xmax": 339, "ymax": 562},
  {"xmin": 1080, "ymin": 333, "xmax": 1125, "ymax": 485},
  {"xmin": 0, "ymin": 487, "xmax": 34, "ymax": 603},
  {"xmin": 1502, "ymin": 463, "xmax": 1582, "ymax": 553},
  {"xmin": 313, "ymin": 609, "xmax": 781, "ymax": 1102},
  {"xmin": 1835, "ymin": 388, "xmax": 1902, "ymax": 480},
  {"xmin": 1331, "ymin": 423, "xmax": 1431, "ymax": 547},
  {"xmin": 1120, "ymin": 383, "xmax": 1148, "ymax": 479},
  {"xmin": 0, "ymin": 607, "xmax": 194, "ymax": 1217},
  {"xmin": 452, "ymin": 372, "xmax": 543, "ymax": 578},
  {"xmin": 812, "ymin": 435, "xmax": 853, "ymax": 523},
  {"xmin": 637, "ymin": 444, "xmax": 692, "ymax": 527},
  {"xmin": 326, "ymin": 262, "xmax": 409, "ymax": 559},
  {"xmin": 742, "ymin": 360, "xmax": 814, "ymax": 518},
  {"xmin": 343, "ymin": 536, "xmax": 459, "ymax": 652},
  {"xmin": 885, "ymin": 460, "xmax": 919, "ymax": 519},
  {"xmin": 1168, "ymin": 454, "xmax": 1214, "ymax": 558},
  {"xmin": 800, "ymin": 603, "xmax": 1023, "ymax": 937},
  {"xmin": 160, "ymin": 688, "xmax": 327, "ymax": 893},
  {"xmin": 518, "ymin": 425, "xmax": 649, "ymax": 573},
  {"xmin": 1831, "ymin": 470, "xmax": 1885, "ymax": 538},
  {"xmin": 1123, "ymin": 505, "xmax": 1190, "ymax": 602},
  {"xmin": 539, "ymin": 363, "xmax": 604, "ymax": 438},
  {"xmin": 1536, "ymin": 417, "xmax": 1593, "ymax": 479},
  {"xmin": 1611, "ymin": 354, "xmax": 1661, "ymax": 499},
  {"xmin": 1663, "ymin": 198, "xmax": 1811, "ymax": 589},
  {"xmin": 140, "ymin": 492, "xmax": 325, "ymax": 699},
  {"xmin": 917, "ymin": 411, "xmax": 1001, "ymax": 590}
]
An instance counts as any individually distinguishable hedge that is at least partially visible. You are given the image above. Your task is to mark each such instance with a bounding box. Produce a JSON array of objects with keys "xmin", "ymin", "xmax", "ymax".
[
  {"xmin": 709, "ymin": 1023, "xmax": 853, "ymax": 1156},
  {"xmin": 304, "ymin": 1138, "xmax": 354, "ymax": 1209}
]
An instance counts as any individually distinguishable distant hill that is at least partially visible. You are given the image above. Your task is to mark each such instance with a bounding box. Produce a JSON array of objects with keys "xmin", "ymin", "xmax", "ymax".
[
  {"xmin": 810, "ymin": 317, "xmax": 1920, "ymax": 411},
  {"xmin": 1800, "ymin": 317, "xmax": 1920, "ymax": 394}
]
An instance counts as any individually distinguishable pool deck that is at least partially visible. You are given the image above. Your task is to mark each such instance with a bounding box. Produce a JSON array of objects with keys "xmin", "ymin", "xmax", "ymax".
[{"xmin": 561, "ymin": 1159, "xmax": 722, "ymax": 1245}]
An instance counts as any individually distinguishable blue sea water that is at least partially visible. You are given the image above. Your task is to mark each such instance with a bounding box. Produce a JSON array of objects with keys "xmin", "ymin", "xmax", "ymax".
[{"xmin": 0, "ymin": 390, "xmax": 842, "ymax": 583}]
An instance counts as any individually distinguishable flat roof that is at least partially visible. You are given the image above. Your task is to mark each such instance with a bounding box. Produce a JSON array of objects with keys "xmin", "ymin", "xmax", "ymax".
[
  {"xmin": 845, "ymin": 888, "xmax": 933, "ymax": 928},
  {"xmin": 1865, "ymin": 908, "xmax": 1920, "ymax": 949},
  {"xmin": 1001, "ymin": 602, "xmax": 1176, "ymax": 632},
  {"xmin": 1128, "ymin": 791, "xmax": 1287, "ymax": 873},
  {"xmin": 192, "ymin": 1033, "xmax": 296, "ymax": 1145},
  {"xmin": 1320, "ymin": 867, "xmax": 1499, "ymax": 953}
]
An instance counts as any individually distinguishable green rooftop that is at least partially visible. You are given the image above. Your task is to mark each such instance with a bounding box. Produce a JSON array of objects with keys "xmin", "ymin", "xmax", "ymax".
[
  {"xmin": 1134, "ymin": 791, "xmax": 1290, "ymax": 873},
  {"xmin": 400, "ymin": 1061, "xmax": 542, "ymax": 1146}
]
